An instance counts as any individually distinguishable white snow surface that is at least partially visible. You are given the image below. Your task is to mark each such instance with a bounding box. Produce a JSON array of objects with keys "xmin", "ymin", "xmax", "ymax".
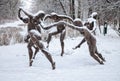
[
  {"xmin": 0, "ymin": 21, "xmax": 23, "ymax": 28},
  {"xmin": 0, "ymin": 21, "xmax": 120, "ymax": 81}
]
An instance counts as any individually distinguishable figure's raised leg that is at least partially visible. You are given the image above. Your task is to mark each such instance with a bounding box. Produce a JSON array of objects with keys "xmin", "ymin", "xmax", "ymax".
[
  {"xmin": 47, "ymin": 31, "xmax": 60, "ymax": 48},
  {"xmin": 34, "ymin": 41, "xmax": 55, "ymax": 69},
  {"xmin": 29, "ymin": 32, "xmax": 55, "ymax": 70},
  {"xmin": 60, "ymin": 30, "xmax": 66, "ymax": 56},
  {"xmin": 41, "ymin": 49, "xmax": 55, "ymax": 70}
]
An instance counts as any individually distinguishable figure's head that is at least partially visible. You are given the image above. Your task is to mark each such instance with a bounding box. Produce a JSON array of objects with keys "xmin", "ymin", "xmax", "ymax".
[
  {"xmin": 35, "ymin": 10, "xmax": 45, "ymax": 20},
  {"xmin": 90, "ymin": 12, "xmax": 98, "ymax": 19},
  {"xmin": 73, "ymin": 18, "xmax": 83, "ymax": 27},
  {"xmin": 23, "ymin": 18, "xmax": 29, "ymax": 23},
  {"xmin": 50, "ymin": 12, "xmax": 58, "ymax": 18}
]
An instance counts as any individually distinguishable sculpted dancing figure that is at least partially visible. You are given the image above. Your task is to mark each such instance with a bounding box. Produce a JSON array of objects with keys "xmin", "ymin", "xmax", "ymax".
[
  {"xmin": 73, "ymin": 12, "xmax": 98, "ymax": 49},
  {"xmin": 28, "ymin": 30, "xmax": 55, "ymax": 70},
  {"xmin": 18, "ymin": 8, "xmax": 55, "ymax": 69},
  {"xmin": 42, "ymin": 21, "xmax": 105, "ymax": 64},
  {"xmin": 43, "ymin": 12, "xmax": 73, "ymax": 56}
]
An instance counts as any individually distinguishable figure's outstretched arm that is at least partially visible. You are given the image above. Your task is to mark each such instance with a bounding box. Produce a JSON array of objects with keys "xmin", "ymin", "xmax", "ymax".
[
  {"xmin": 62, "ymin": 21, "xmax": 82, "ymax": 31},
  {"xmin": 73, "ymin": 38, "xmax": 86, "ymax": 50},
  {"xmin": 18, "ymin": 8, "xmax": 28, "ymax": 23},
  {"xmin": 18, "ymin": 8, "xmax": 23, "ymax": 20},
  {"xmin": 41, "ymin": 22, "xmax": 60, "ymax": 30},
  {"xmin": 42, "ymin": 21, "xmax": 83, "ymax": 31},
  {"xmin": 20, "ymin": 8, "xmax": 33, "ymax": 18},
  {"xmin": 59, "ymin": 15, "xmax": 73, "ymax": 23},
  {"xmin": 43, "ymin": 14, "xmax": 51, "ymax": 21}
]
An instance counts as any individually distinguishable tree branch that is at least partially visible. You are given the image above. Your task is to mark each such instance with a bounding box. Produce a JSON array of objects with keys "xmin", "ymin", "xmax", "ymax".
[{"xmin": 58, "ymin": 0, "xmax": 67, "ymax": 15}]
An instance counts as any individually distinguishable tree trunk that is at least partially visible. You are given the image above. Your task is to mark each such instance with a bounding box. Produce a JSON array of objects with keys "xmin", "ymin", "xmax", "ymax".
[
  {"xmin": 69, "ymin": 0, "xmax": 75, "ymax": 19},
  {"xmin": 78, "ymin": 0, "xmax": 81, "ymax": 18},
  {"xmin": 58, "ymin": 0, "xmax": 67, "ymax": 15}
]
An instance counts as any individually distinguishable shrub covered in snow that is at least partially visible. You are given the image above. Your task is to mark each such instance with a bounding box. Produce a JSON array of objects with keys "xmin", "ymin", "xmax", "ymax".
[{"xmin": 0, "ymin": 27, "xmax": 24, "ymax": 46}]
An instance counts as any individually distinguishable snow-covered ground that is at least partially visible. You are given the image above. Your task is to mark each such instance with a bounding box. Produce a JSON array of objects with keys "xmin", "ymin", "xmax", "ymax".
[{"xmin": 0, "ymin": 22, "xmax": 120, "ymax": 81}]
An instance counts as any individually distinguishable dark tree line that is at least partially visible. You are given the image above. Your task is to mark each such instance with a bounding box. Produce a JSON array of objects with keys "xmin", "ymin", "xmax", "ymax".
[
  {"xmin": 0, "ymin": 0, "xmax": 119, "ymax": 29},
  {"xmin": 87, "ymin": 0, "xmax": 120, "ymax": 29}
]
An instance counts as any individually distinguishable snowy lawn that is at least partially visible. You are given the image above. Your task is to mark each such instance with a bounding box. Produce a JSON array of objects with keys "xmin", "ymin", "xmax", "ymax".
[{"xmin": 0, "ymin": 33, "xmax": 120, "ymax": 81}]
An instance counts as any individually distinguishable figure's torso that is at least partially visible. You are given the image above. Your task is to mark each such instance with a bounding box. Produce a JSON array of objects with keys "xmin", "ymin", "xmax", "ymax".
[
  {"xmin": 27, "ymin": 18, "xmax": 40, "ymax": 31},
  {"xmin": 53, "ymin": 16, "xmax": 65, "ymax": 32}
]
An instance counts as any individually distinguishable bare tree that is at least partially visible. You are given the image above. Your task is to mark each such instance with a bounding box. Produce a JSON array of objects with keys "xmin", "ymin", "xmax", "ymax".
[
  {"xmin": 58, "ymin": 0, "xmax": 67, "ymax": 15},
  {"xmin": 69, "ymin": 0, "xmax": 75, "ymax": 19},
  {"xmin": 0, "ymin": 0, "xmax": 19, "ymax": 23}
]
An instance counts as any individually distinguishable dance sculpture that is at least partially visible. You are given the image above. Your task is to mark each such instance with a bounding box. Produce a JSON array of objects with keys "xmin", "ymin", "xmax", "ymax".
[
  {"xmin": 18, "ymin": 8, "xmax": 55, "ymax": 69},
  {"xmin": 73, "ymin": 12, "xmax": 98, "ymax": 49},
  {"xmin": 42, "ymin": 21, "xmax": 105, "ymax": 64},
  {"xmin": 43, "ymin": 12, "xmax": 73, "ymax": 56}
]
